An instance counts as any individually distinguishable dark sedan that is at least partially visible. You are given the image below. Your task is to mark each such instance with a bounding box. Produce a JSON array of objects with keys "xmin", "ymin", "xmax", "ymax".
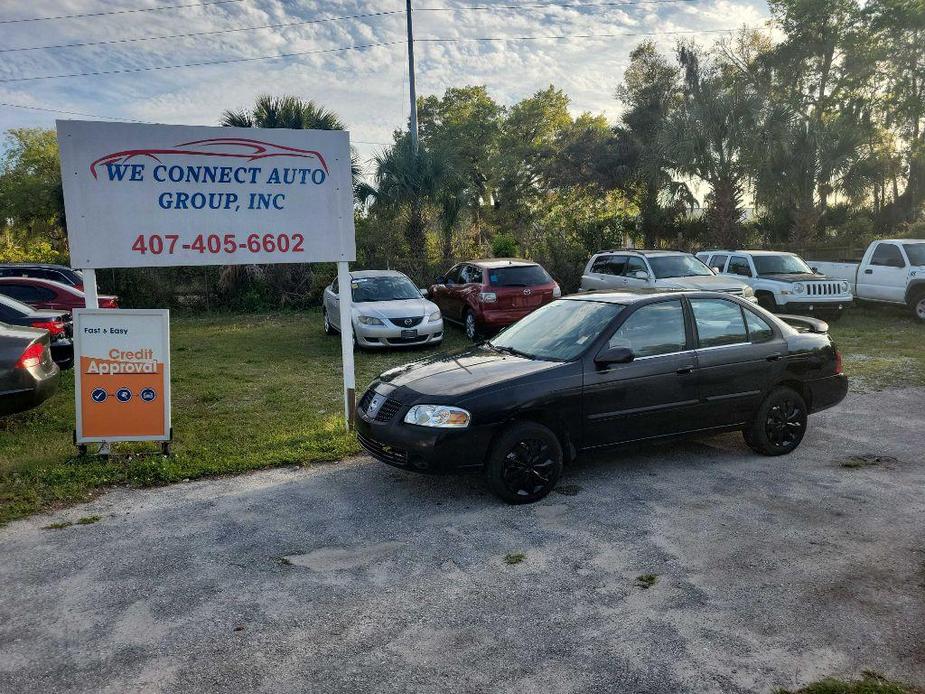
[
  {"xmin": 0, "ymin": 323, "xmax": 60, "ymax": 417},
  {"xmin": 0, "ymin": 294, "xmax": 73, "ymax": 369},
  {"xmin": 356, "ymin": 290, "xmax": 848, "ymax": 503}
]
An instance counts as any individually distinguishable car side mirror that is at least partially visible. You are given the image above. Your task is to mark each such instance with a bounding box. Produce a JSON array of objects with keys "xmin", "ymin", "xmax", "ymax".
[
  {"xmin": 435, "ymin": 276, "xmax": 445, "ymax": 285},
  {"xmin": 810, "ymin": 266, "xmax": 818, "ymax": 273},
  {"xmin": 595, "ymin": 346, "xmax": 635, "ymax": 366},
  {"xmin": 419, "ymin": 288, "xmax": 428, "ymax": 297},
  {"xmin": 711, "ymin": 266, "xmax": 722, "ymax": 274},
  {"xmin": 632, "ymin": 270, "xmax": 649, "ymax": 280}
]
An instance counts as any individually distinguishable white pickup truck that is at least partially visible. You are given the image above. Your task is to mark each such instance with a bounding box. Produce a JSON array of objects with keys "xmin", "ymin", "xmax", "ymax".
[{"xmin": 808, "ymin": 239, "xmax": 925, "ymax": 322}]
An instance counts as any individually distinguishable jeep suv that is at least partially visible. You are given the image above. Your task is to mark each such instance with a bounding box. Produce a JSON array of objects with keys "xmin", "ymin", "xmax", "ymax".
[
  {"xmin": 429, "ymin": 259, "xmax": 560, "ymax": 340},
  {"xmin": 580, "ymin": 249, "xmax": 757, "ymax": 302}
]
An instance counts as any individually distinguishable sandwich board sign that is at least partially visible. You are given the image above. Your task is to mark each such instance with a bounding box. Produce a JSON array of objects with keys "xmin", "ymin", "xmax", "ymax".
[
  {"xmin": 58, "ymin": 120, "xmax": 358, "ymax": 445},
  {"xmin": 74, "ymin": 309, "xmax": 170, "ymax": 444}
]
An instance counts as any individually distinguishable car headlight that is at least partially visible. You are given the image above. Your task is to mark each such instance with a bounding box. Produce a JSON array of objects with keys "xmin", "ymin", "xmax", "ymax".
[
  {"xmin": 840, "ymin": 280, "xmax": 850, "ymax": 293},
  {"xmin": 404, "ymin": 404, "xmax": 471, "ymax": 428},
  {"xmin": 428, "ymin": 310, "xmax": 441, "ymax": 322},
  {"xmin": 357, "ymin": 315, "xmax": 384, "ymax": 325},
  {"xmin": 742, "ymin": 285, "xmax": 755, "ymax": 298},
  {"xmin": 793, "ymin": 283, "xmax": 806, "ymax": 295},
  {"xmin": 553, "ymin": 284, "xmax": 562, "ymax": 298}
]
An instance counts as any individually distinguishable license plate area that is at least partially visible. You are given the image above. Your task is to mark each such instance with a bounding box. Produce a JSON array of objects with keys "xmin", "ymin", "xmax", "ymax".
[{"xmin": 401, "ymin": 329, "xmax": 418, "ymax": 338}]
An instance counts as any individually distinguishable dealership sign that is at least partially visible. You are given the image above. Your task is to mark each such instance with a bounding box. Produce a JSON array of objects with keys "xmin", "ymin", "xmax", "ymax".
[
  {"xmin": 58, "ymin": 120, "xmax": 356, "ymax": 268},
  {"xmin": 74, "ymin": 309, "xmax": 171, "ymax": 444}
]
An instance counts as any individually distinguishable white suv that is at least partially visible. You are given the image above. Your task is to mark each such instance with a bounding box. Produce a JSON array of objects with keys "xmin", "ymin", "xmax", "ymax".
[
  {"xmin": 580, "ymin": 249, "xmax": 757, "ymax": 302},
  {"xmin": 697, "ymin": 250, "xmax": 852, "ymax": 318}
]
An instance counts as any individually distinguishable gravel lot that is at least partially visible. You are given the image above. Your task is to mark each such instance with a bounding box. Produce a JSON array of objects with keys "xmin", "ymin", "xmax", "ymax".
[{"xmin": 1, "ymin": 388, "xmax": 923, "ymax": 694}]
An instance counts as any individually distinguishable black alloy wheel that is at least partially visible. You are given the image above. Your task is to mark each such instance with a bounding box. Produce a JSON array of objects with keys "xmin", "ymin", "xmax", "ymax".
[
  {"xmin": 744, "ymin": 386, "xmax": 808, "ymax": 455},
  {"xmin": 323, "ymin": 309, "xmax": 335, "ymax": 335},
  {"xmin": 485, "ymin": 422, "xmax": 562, "ymax": 503}
]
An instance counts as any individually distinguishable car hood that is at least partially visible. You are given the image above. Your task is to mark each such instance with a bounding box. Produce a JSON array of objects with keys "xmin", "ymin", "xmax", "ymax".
[
  {"xmin": 352, "ymin": 297, "xmax": 438, "ymax": 320},
  {"xmin": 374, "ymin": 345, "xmax": 563, "ymax": 398},
  {"xmin": 658, "ymin": 275, "xmax": 748, "ymax": 291},
  {"xmin": 757, "ymin": 273, "xmax": 830, "ymax": 283}
]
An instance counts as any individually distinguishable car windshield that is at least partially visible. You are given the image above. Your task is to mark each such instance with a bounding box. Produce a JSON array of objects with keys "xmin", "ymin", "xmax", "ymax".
[
  {"xmin": 488, "ymin": 299, "xmax": 624, "ymax": 361},
  {"xmin": 648, "ymin": 255, "xmax": 714, "ymax": 279},
  {"xmin": 487, "ymin": 265, "xmax": 551, "ymax": 287},
  {"xmin": 903, "ymin": 242, "xmax": 925, "ymax": 266},
  {"xmin": 753, "ymin": 254, "xmax": 813, "ymax": 275},
  {"xmin": 352, "ymin": 276, "xmax": 420, "ymax": 302},
  {"xmin": 0, "ymin": 294, "xmax": 34, "ymax": 315}
]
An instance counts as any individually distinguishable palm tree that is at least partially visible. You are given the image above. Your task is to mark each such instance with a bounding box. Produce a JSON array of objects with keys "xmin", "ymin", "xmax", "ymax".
[{"xmin": 357, "ymin": 134, "xmax": 457, "ymax": 266}]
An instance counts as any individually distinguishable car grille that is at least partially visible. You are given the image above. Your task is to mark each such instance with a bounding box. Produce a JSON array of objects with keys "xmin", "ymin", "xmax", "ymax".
[
  {"xmin": 806, "ymin": 282, "xmax": 843, "ymax": 296},
  {"xmin": 358, "ymin": 388, "xmax": 375, "ymax": 411},
  {"xmin": 374, "ymin": 398, "xmax": 402, "ymax": 422},
  {"xmin": 389, "ymin": 316, "xmax": 423, "ymax": 327},
  {"xmin": 357, "ymin": 431, "xmax": 408, "ymax": 466}
]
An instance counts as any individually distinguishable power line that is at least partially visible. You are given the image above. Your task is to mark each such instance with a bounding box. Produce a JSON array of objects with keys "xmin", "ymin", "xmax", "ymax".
[
  {"xmin": 415, "ymin": 28, "xmax": 733, "ymax": 42},
  {"xmin": 416, "ymin": 0, "xmax": 699, "ymax": 10},
  {"xmin": 0, "ymin": 9, "xmax": 405, "ymax": 54},
  {"xmin": 0, "ymin": 101, "xmax": 145, "ymax": 121},
  {"xmin": 0, "ymin": 0, "xmax": 248, "ymax": 25},
  {"xmin": 0, "ymin": 40, "xmax": 404, "ymax": 83}
]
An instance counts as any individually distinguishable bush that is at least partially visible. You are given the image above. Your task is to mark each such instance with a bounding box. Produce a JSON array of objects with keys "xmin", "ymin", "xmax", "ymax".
[{"xmin": 490, "ymin": 232, "xmax": 520, "ymax": 258}]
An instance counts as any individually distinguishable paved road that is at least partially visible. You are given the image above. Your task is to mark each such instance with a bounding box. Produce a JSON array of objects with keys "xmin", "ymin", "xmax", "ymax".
[{"xmin": 1, "ymin": 389, "xmax": 923, "ymax": 694}]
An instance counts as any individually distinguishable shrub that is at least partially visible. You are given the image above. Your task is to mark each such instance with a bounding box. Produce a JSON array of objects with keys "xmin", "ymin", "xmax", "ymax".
[{"xmin": 490, "ymin": 232, "xmax": 520, "ymax": 258}]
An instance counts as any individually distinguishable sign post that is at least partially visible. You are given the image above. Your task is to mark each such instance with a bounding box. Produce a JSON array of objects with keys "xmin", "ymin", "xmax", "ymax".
[{"xmin": 58, "ymin": 120, "xmax": 358, "ymax": 443}]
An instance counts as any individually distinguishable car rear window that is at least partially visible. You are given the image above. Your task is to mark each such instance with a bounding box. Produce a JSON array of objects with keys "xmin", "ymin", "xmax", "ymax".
[{"xmin": 487, "ymin": 265, "xmax": 551, "ymax": 287}]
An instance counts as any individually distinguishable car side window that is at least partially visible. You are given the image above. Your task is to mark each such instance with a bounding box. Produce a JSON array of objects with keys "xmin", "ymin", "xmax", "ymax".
[
  {"xmin": 728, "ymin": 256, "xmax": 752, "ymax": 277},
  {"xmin": 459, "ymin": 265, "xmax": 481, "ymax": 284},
  {"xmin": 607, "ymin": 300, "xmax": 687, "ymax": 357},
  {"xmin": 691, "ymin": 298, "xmax": 749, "ymax": 348},
  {"xmin": 870, "ymin": 243, "xmax": 905, "ymax": 268},
  {"xmin": 624, "ymin": 257, "xmax": 648, "ymax": 277},
  {"xmin": 330, "ymin": 279, "xmax": 338, "ymax": 295},
  {"xmin": 0, "ymin": 284, "xmax": 40, "ymax": 302},
  {"xmin": 590, "ymin": 254, "xmax": 613, "ymax": 274},
  {"xmin": 743, "ymin": 309, "xmax": 774, "ymax": 343},
  {"xmin": 0, "ymin": 303, "xmax": 16, "ymax": 320},
  {"xmin": 710, "ymin": 254, "xmax": 728, "ymax": 272},
  {"xmin": 444, "ymin": 266, "xmax": 461, "ymax": 285}
]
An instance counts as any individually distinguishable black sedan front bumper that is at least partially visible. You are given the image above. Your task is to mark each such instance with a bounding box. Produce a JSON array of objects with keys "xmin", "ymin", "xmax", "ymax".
[{"xmin": 355, "ymin": 397, "xmax": 496, "ymax": 474}]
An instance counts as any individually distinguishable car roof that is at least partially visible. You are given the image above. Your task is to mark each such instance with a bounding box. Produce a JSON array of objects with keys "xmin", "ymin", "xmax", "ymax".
[
  {"xmin": 350, "ymin": 270, "xmax": 410, "ymax": 279},
  {"xmin": 593, "ymin": 249, "xmax": 688, "ymax": 257},
  {"xmin": 0, "ymin": 276, "xmax": 78, "ymax": 293},
  {"xmin": 562, "ymin": 288, "xmax": 687, "ymax": 304},
  {"xmin": 700, "ymin": 250, "xmax": 796, "ymax": 256},
  {"xmin": 0, "ymin": 263, "xmax": 76, "ymax": 270},
  {"xmin": 468, "ymin": 258, "xmax": 538, "ymax": 269}
]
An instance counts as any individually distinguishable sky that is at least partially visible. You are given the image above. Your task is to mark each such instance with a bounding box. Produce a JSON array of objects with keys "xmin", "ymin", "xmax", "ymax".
[{"xmin": 0, "ymin": 0, "xmax": 773, "ymax": 174}]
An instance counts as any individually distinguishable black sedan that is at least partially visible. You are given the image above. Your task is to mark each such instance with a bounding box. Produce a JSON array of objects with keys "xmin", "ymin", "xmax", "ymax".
[
  {"xmin": 356, "ymin": 290, "xmax": 848, "ymax": 503},
  {"xmin": 0, "ymin": 323, "xmax": 60, "ymax": 417},
  {"xmin": 0, "ymin": 294, "xmax": 73, "ymax": 369}
]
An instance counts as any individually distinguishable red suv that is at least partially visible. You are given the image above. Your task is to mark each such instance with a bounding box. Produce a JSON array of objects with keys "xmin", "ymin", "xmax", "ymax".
[
  {"xmin": 429, "ymin": 259, "xmax": 560, "ymax": 340},
  {"xmin": 0, "ymin": 277, "xmax": 118, "ymax": 311}
]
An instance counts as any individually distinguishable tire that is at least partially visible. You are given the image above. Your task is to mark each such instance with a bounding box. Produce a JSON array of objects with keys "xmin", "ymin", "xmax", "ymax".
[
  {"xmin": 322, "ymin": 309, "xmax": 335, "ymax": 335},
  {"xmin": 484, "ymin": 422, "xmax": 563, "ymax": 504},
  {"xmin": 743, "ymin": 386, "xmax": 808, "ymax": 456},
  {"xmin": 464, "ymin": 310, "xmax": 479, "ymax": 341},
  {"xmin": 911, "ymin": 291, "xmax": 925, "ymax": 322},
  {"xmin": 757, "ymin": 293, "xmax": 778, "ymax": 313}
]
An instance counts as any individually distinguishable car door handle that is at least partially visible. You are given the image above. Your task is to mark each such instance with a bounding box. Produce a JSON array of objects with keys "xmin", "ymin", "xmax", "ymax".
[
  {"xmin": 676, "ymin": 365, "xmax": 695, "ymax": 375},
  {"xmin": 864, "ymin": 269, "xmax": 873, "ymax": 274},
  {"xmin": 766, "ymin": 353, "xmax": 783, "ymax": 362}
]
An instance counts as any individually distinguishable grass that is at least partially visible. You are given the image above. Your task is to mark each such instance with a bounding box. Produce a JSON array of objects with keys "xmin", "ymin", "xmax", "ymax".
[
  {"xmin": 634, "ymin": 573, "xmax": 659, "ymax": 589},
  {"xmin": 0, "ymin": 310, "xmax": 467, "ymax": 526},
  {"xmin": 0, "ymin": 303, "xmax": 921, "ymax": 526},
  {"xmin": 503, "ymin": 552, "xmax": 526, "ymax": 565},
  {"xmin": 775, "ymin": 671, "xmax": 923, "ymax": 693}
]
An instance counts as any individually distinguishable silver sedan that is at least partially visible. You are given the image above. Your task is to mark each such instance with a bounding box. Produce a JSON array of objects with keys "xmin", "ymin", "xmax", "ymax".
[{"xmin": 322, "ymin": 270, "xmax": 444, "ymax": 348}]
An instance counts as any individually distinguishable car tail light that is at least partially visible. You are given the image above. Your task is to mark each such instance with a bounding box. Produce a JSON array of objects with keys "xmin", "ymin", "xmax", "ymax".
[
  {"xmin": 99, "ymin": 296, "xmax": 119, "ymax": 308},
  {"xmin": 31, "ymin": 320, "xmax": 66, "ymax": 337},
  {"xmin": 835, "ymin": 350, "xmax": 843, "ymax": 375},
  {"xmin": 15, "ymin": 342, "xmax": 45, "ymax": 369},
  {"xmin": 479, "ymin": 292, "xmax": 497, "ymax": 303}
]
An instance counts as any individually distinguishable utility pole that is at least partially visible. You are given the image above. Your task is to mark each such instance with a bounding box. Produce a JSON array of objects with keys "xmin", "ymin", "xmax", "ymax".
[{"xmin": 405, "ymin": 0, "xmax": 419, "ymax": 153}]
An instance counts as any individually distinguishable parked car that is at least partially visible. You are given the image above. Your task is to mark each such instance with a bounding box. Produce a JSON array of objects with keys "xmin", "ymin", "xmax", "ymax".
[
  {"xmin": 0, "ymin": 263, "xmax": 84, "ymax": 289},
  {"xmin": 580, "ymin": 249, "xmax": 757, "ymax": 302},
  {"xmin": 0, "ymin": 323, "xmax": 60, "ymax": 417},
  {"xmin": 806, "ymin": 239, "xmax": 925, "ymax": 321},
  {"xmin": 0, "ymin": 277, "xmax": 117, "ymax": 311},
  {"xmin": 356, "ymin": 290, "xmax": 847, "ymax": 503},
  {"xmin": 696, "ymin": 250, "xmax": 852, "ymax": 319},
  {"xmin": 322, "ymin": 270, "xmax": 443, "ymax": 348},
  {"xmin": 0, "ymin": 294, "xmax": 73, "ymax": 369},
  {"xmin": 429, "ymin": 259, "xmax": 561, "ymax": 340}
]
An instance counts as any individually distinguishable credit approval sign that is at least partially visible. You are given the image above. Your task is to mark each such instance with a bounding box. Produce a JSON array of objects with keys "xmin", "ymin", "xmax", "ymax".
[
  {"xmin": 74, "ymin": 309, "xmax": 171, "ymax": 443},
  {"xmin": 57, "ymin": 120, "xmax": 356, "ymax": 269}
]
